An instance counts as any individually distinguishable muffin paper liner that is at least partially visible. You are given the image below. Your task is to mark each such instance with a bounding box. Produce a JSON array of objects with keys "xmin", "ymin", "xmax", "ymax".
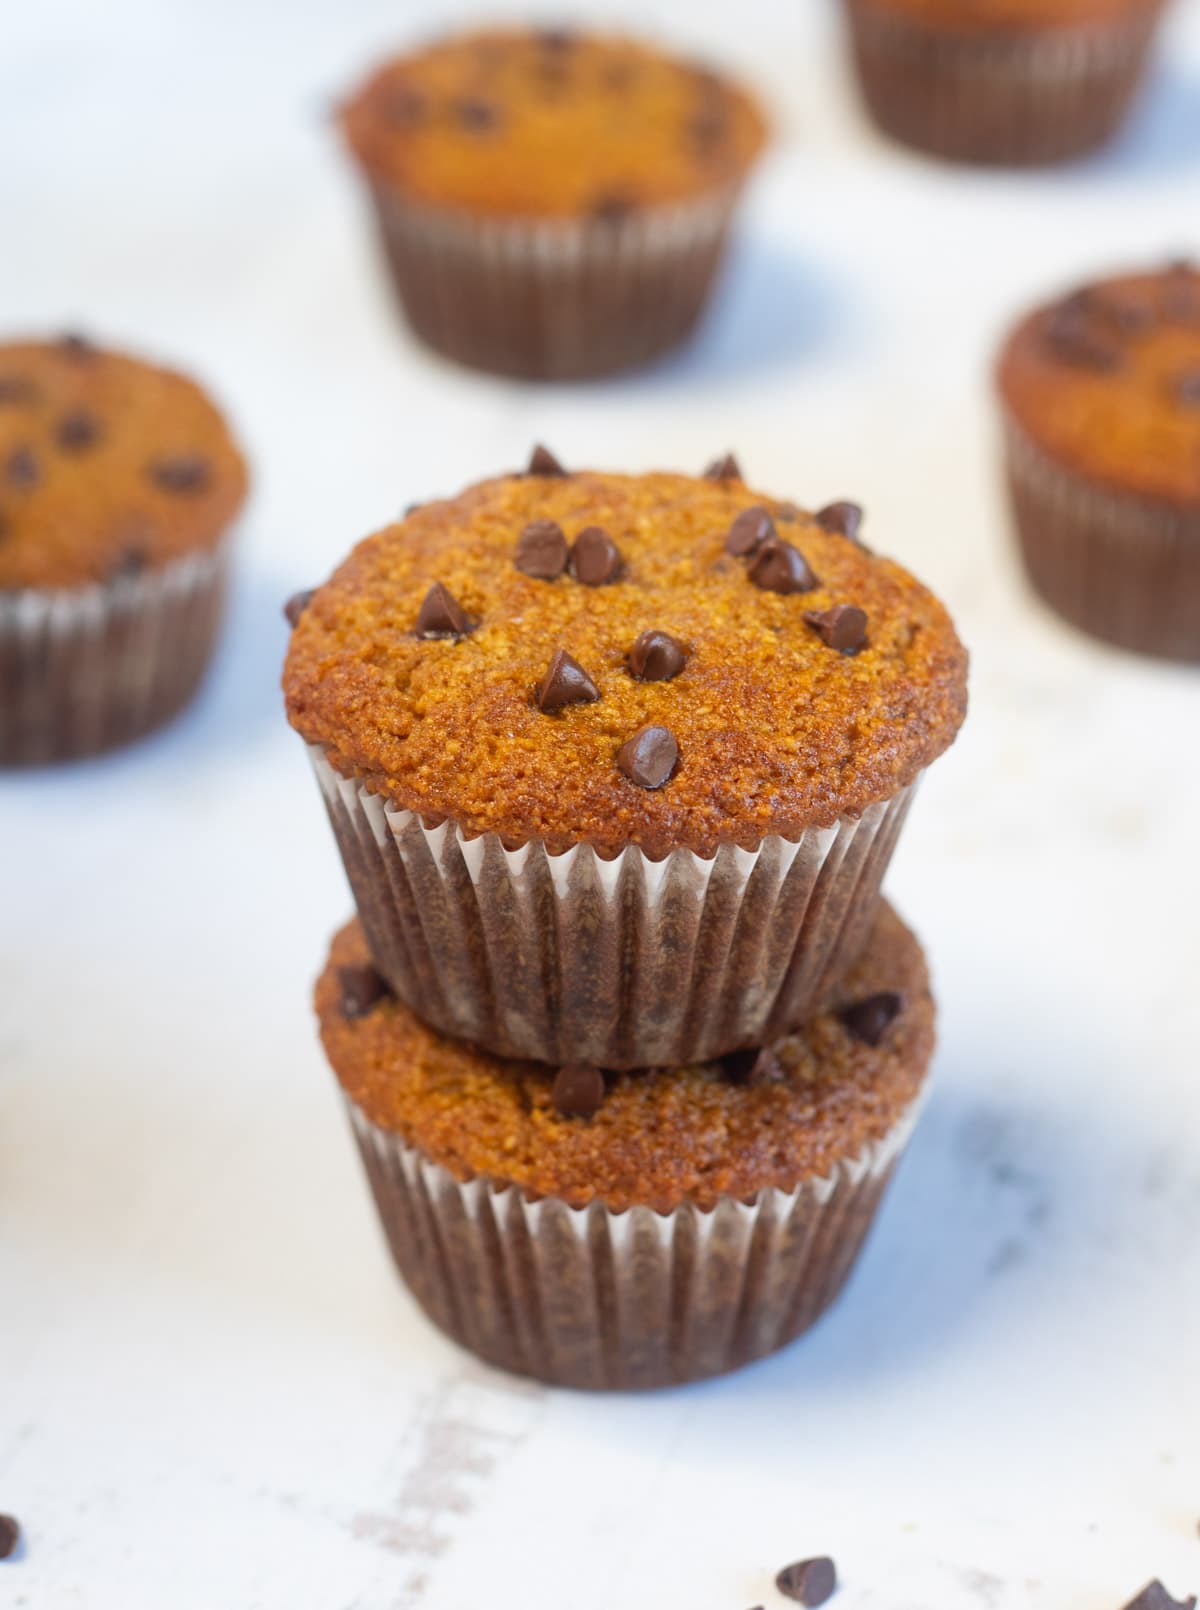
[
  {"xmin": 0, "ymin": 542, "xmax": 230, "ymax": 765},
  {"xmin": 309, "ymin": 746, "xmax": 918, "ymax": 1069},
  {"xmin": 1004, "ymin": 419, "xmax": 1200, "ymax": 662},
  {"xmin": 344, "ymin": 1085, "xmax": 927, "ymax": 1391},
  {"xmin": 361, "ymin": 181, "xmax": 743, "ymax": 380},
  {"xmin": 844, "ymin": 1, "xmax": 1160, "ymax": 165}
]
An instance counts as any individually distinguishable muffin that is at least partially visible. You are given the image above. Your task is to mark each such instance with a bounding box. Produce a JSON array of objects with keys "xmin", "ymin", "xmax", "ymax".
[
  {"xmin": 997, "ymin": 261, "xmax": 1200, "ymax": 661},
  {"xmin": 337, "ymin": 28, "xmax": 768, "ymax": 379},
  {"xmin": 0, "ymin": 334, "xmax": 247, "ymax": 764},
  {"xmin": 317, "ymin": 900, "xmax": 936, "ymax": 1390},
  {"xmin": 284, "ymin": 452, "xmax": 968, "ymax": 1068},
  {"xmin": 842, "ymin": 0, "xmax": 1166, "ymax": 166}
]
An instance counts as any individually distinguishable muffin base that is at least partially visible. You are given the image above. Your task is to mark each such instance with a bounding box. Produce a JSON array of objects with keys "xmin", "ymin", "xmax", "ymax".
[
  {"xmin": 345, "ymin": 1088, "xmax": 925, "ymax": 1390},
  {"xmin": 362, "ymin": 182, "xmax": 742, "ymax": 380},
  {"xmin": 1004, "ymin": 420, "xmax": 1200, "ymax": 662},
  {"xmin": 0, "ymin": 543, "xmax": 231, "ymax": 765},
  {"xmin": 844, "ymin": 1, "xmax": 1161, "ymax": 166}
]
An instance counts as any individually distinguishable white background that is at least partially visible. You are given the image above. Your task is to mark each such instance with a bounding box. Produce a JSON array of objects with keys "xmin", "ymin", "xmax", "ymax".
[{"xmin": 2, "ymin": 1, "xmax": 1199, "ymax": 1606}]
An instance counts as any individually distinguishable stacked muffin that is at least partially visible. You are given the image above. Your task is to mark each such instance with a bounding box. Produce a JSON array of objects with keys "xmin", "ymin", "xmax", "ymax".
[{"xmin": 284, "ymin": 451, "xmax": 968, "ymax": 1389}]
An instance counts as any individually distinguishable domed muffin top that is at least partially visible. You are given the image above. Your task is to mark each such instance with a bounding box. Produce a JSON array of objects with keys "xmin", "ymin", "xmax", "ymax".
[
  {"xmin": 0, "ymin": 336, "xmax": 247, "ymax": 590},
  {"xmin": 857, "ymin": 0, "xmax": 1159, "ymax": 31},
  {"xmin": 338, "ymin": 27, "xmax": 768, "ymax": 217}
]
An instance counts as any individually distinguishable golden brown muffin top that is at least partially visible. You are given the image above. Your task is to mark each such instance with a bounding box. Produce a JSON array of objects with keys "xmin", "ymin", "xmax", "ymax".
[
  {"xmin": 0, "ymin": 336, "xmax": 247, "ymax": 590},
  {"xmin": 283, "ymin": 458, "xmax": 968, "ymax": 858},
  {"xmin": 997, "ymin": 263, "xmax": 1200, "ymax": 506},
  {"xmin": 855, "ymin": 0, "xmax": 1160, "ymax": 31},
  {"xmin": 317, "ymin": 902, "xmax": 934, "ymax": 1213},
  {"xmin": 338, "ymin": 27, "xmax": 768, "ymax": 217}
]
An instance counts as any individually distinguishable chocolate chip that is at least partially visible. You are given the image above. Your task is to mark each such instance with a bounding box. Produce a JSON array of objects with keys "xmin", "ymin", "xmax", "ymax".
[
  {"xmin": 721, "ymin": 1047, "xmax": 782, "ymax": 1086},
  {"xmin": 455, "ymin": 98, "xmax": 500, "ymax": 132},
  {"xmin": 777, "ymin": 1557, "xmax": 837, "ymax": 1607},
  {"xmin": 0, "ymin": 375, "xmax": 37, "ymax": 405},
  {"xmin": 527, "ymin": 443, "xmax": 567, "ymax": 477},
  {"xmin": 59, "ymin": 331, "xmax": 95, "ymax": 360},
  {"xmin": 551, "ymin": 1064, "xmax": 606, "ymax": 1120},
  {"xmin": 515, "ymin": 519, "xmax": 568, "ymax": 579},
  {"xmin": 404, "ymin": 501, "xmax": 424, "ymax": 516},
  {"xmin": 1044, "ymin": 306, "xmax": 1124, "ymax": 371},
  {"xmin": 804, "ymin": 605, "xmax": 868, "ymax": 655},
  {"xmin": 1172, "ymin": 369, "xmax": 1200, "ymax": 407},
  {"xmin": 591, "ymin": 192, "xmax": 634, "ymax": 224},
  {"xmin": 283, "ymin": 588, "xmax": 314, "ymax": 627},
  {"xmin": 535, "ymin": 648, "xmax": 600, "ymax": 712},
  {"xmin": 749, "ymin": 538, "xmax": 818, "ymax": 595},
  {"xmin": 628, "ymin": 629, "xmax": 687, "ymax": 682},
  {"xmin": 149, "ymin": 453, "xmax": 212, "ymax": 493},
  {"xmin": 570, "ymin": 526, "xmax": 622, "ymax": 586},
  {"xmin": 109, "ymin": 548, "xmax": 147, "ymax": 583},
  {"xmin": 1121, "ymin": 1583, "xmax": 1197, "ymax": 1610},
  {"xmin": 55, "ymin": 409, "xmax": 101, "ymax": 452},
  {"xmin": 725, "ymin": 504, "xmax": 776, "ymax": 556},
  {"xmin": 617, "ymin": 724, "xmax": 678, "ymax": 789},
  {"xmin": 840, "ymin": 992, "xmax": 903, "ymax": 1047},
  {"xmin": 415, "ymin": 581, "xmax": 472, "ymax": 639},
  {"xmin": 815, "ymin": 501, "xmax": 865, "ymax": 543},
  {"xmin": 382, "ymin": 85, "xmax": 427, "ymax": 128},
  {"xmin": 537, "ymin": 26, "xmax": 576, "ymax": 51},
  {"xmin": 704, "ymin": 452, "xmax": 742, "ymax": 481},
  {"xmin": 5, "ymin": 447, "xmax": 39, "ymax": 488},
  {"xmin": 337, "ymin": 963, "xmax": 391, "ymax": 1020},
  {"xmin": 0, "ymin": 1515, "xmax": 19, "ymax": 1560}
]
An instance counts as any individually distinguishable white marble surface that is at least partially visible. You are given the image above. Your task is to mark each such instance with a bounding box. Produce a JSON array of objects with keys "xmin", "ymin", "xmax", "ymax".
[{"xmin": 2, "ymin": 1, "xmax": 1199, "ymax": 1606}]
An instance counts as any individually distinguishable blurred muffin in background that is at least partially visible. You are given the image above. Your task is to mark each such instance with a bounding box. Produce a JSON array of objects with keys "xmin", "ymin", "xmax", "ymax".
[
  {"xmin": 842, "ymin": 0, "xmax": 1167, "ymax": 166},
  {"xmin": 0, "ymin": 335, "xmax": 247, "ymax": 764},
  {"xmin": 337, "ymin": 27, "xmax": 768, "ymax": 379},
  {"xmin": 997, "ymin": 260, "xmax": 1200, "ymax": 661}
]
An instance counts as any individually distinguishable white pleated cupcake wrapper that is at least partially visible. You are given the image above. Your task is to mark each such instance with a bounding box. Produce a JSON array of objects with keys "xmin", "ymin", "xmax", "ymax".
[
  {"xmin": 310, "ymin": 746, "xmax": 918, "ymax": 1069},
  {"xmin": 345, "ymin": 1082, "xmax": 929, "ymax": 1390},
  {"xmin": 365, "ymin": 181, "xmax": 742, "ymax": 379},
  {"xmin": 0, "ymin": 541, "xmax": 231, "ymax": 764},
  {"xmin": 1004, "ymin": 418, "xmax": 1200, "ymax": 661}
]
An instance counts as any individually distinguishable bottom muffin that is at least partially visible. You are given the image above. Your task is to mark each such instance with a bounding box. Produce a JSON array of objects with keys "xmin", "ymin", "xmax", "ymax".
[{"xmin": 315, "ymin": 902, "xmax": 936, "ymax": 1390}]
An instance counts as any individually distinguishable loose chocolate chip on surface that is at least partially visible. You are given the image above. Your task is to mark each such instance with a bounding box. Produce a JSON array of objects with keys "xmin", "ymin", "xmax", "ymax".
[
  {"xmin": 815, "ymin": 500, "xmax": 865, "ymax": 542},
  {"xmin": 55, "ymin": 409, "xmax": 101, "ymax": 451},
  {"xmin": 1172, "ymin": 369, "xmax": 1200, "ymax": 407},
  {"xmin": 617, "ymin": 724, "xmax": 679, "ymax": 789},
  {"xmin": 415, "ymin": 581, "xmax": 472, "ymax": 639},
  {"xmin": 804, "ymin": 605, "xmax": 868, "ymax": 656},
  {"xmin": 149, "ymin": 453, "xmax": 212, "ymax": 493},
  {"xmin": 551, "ymin": 1064, "xmax": 606, "ymax": 1120},
  {"xmin": 283, "ymin": 588, "xmax": 315, "ymax": 627},
  {"xmin": 840, "ymin": 992, "xmax": 903, "ymax": 1047},
  {"xmin": 721, "ymin": 1047, "xmax": 781, "ymax": 1086},
  {"xmin": 749, "ymin": 538, "xmax": 818, "ymax": 595},
  {"xmin": 0, "ymin": 1514, "xmax": 19, "ymax": 1560},
  {"xmin": 777, "ymin": 1557, "xmax": 837, "ymax": 1607},
  {"xmin": 456, "ymin": 98, "xmax": 500, "ymax": 131},
  {"xmin": 704, "ymin": 451, "xmax": 742, "ymax": 481},
  {"xmin": 5, "ymin": 447, "xmax": 39, "ymax": 488},
  {"xmin": 515, "ymin": 518, "xmax": 568, "ymax": 579},
  {"xmin": 536, "ymin": 648, "xmax": 600, "ymax": 712},
  {"xmin": 628, "ymin": 628, "xmax": 687, "ymax": 682},
  {"xmin": 1121, "ymin": 1582, "xmax": 1197, "ymax": 1610},
  {"xmin": 0, "ymin": 375, "xmax": 37, "ymax": 405},
  {"xmin": 725, "ymin": 504, "xmax": 776, "ymax": 556},
  {"xmin": 527, "ymin": 442, "xmax": 567, "ymax": 476},
  {"xmin": 571, "ymin": 525, "xmax": 622, "ymax": 586},
  {"xmin": 338, "ymin": 963, "xmax": 391, "ymax": 1020}
]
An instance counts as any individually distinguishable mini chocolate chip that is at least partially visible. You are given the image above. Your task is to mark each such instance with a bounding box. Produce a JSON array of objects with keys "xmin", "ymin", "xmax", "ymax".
[
  {"xmin": 1172, "ymin": 369, "xmax": 1200, "ymax": 407},
  {"xmin": 1122, "ymin": 1583, "xmax": 1197, "ymax": 1610},
  {"xmin": 527, "ymin": 443, "xmax": 567, "ymax": 477},
  {"xmin": 815, "ymin": 501, "xmax": 865, "ymax": 543},
  {"xmin": 551, "ymin": 1064, "xmax": 606, "ymax": 1120},
  {"xmin": 749, "ymin": 538, "xmax": 818, "ymax": 595},
  {"xmin": 515, "ymin": 519, "xmax": 568, "ymax": 579},
  {"xmin": 283, "ymin": 588, "xmax": 314, "ymax": 627},
  {"xmin": 777, "ymin": 1557, "xmax": 837, "ymax": 1607},
  {"xmin": 538, "ymin": 26, "xmax": 576, "ymax": 51},
  {"xmin": 571, "ymin": 525, "xmax": 622, "ymax": 586},
  {"xmin": 628, "ymin": 628, "xmax": 687, "ymax": 682},
  {"xmin": 721, "ymin": 1047, "xmax": 781, "ymax": 1086},
  {"xmin": 617, "ymin": 724, "xmax": 678, "ymax": 789},
  {"xmin": 55, "ymin": 409, "xmax": 101, "ymax": 451},
  {"xmin": 404, "ymin": 501, "xmax": 424, "ymax": 516},
  {"xmin": 338, "ymin": 963, "xmax": 391, "ymax": 1020},
  {"xmin": 59, "ymin": 331, "xmax": 95, "ymax": 360},
  {"xmin": 415, "ymin": 581, "xmax": 472, "ymax": 639},
  {"xmin": 455, "ymin": 98, "xmax": 500, "ymax": 132},
  {"xmin": 0, "ymin": 1515, "xmax": 19, "ymax": 1560},
  {"xmin": 725, "ymin": 504, "xmax": 776, "ymax": 556},
  {"xmin": 382, "ymin": 85, "xmax": 427, "ymax": 128},
  {"xmin": 0, "ymin": 375, "xmax": 37, "ymax": 405},
  {"xmin": 535, "ymin": 648, "xmax": 600, "ymax": 712},
  {"xmin": 804, "ymin": 605, "xmax": 868, "ymax": 655},
  {"xmin": 591, "ymin": 192, "xmax": 634, "ymax": 224},
  {"xmin": 5, "ymin": 447, "xmax": 39, "ymax": 488},
  {"xmin": 109, "ymin": 548, "xmax": 147, "ymax": 583},
  {"xmin": 1044, "ymin": 307, "xmax": 1124, "ymax": 371},
  {"xmin": 840, "ymin": 992, "xmax": 903, "ymax": 1047},
  {"xmin": 704, "ymin": 451, "xmax": 742, "ymax": 481},
  {"xmin": 149, "ymin": 453, "xmax": 212, "ymax": 493}
]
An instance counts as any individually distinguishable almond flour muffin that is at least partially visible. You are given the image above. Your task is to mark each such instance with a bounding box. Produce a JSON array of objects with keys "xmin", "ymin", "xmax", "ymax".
[
  {"xmin": 843, "ymin": 0, "xmax": 1166, "ymax": 166},
  {"xmin": 0, "ymin": 334, "xmax": 247, "ymax": 763},
  {"xmin": 317, "ymin": 900, "xmax": 936, "ymax": 1389},
  {"xmin": 338, "ymin": 27, "xmax": 768, "ymax": 378},
  {"xmin": 998, "ymin": 262, "xmax": 1200, "ymax": 660},
  {"xmin": 284, "ymin": 451, "xmax": 968, "ymax": 1068}
]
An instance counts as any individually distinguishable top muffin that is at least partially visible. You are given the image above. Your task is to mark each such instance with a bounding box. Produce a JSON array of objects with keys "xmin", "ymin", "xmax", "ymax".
[
  {"xmin": 284, "ymin": 457, "xmax": 968, "ymax": 858},
  {"xmin": 0, "ymin": 335, "xmax": 247, "ymax": 590},
  {"xmin": 338, "ymin": 27, "xmax": 768, "ymax": 217},
  {"xmin": 859, "ymin": 0, "xmax": 1160, "ymax": 28}
]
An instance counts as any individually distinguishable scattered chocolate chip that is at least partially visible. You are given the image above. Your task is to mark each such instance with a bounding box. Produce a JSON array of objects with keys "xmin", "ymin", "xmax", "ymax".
[
  {"xmin": 535, "ymin": 648, "xmax": 600, "ymax": 712},
  {"xmin": 777, "ymin": 1557, "xmax": 837, "ymax": 1607},
  {"xmin": 537, "ymin": 26, "xmax": 576, "ymax": 51},
  {"xmin": 749, "ymin": 538, "xmax": 818, "ymax": 595},
  {"xmin": 283, "ymin": 588, "xmax": 314, "ymax": 627},
  {"xmin": 55, "ymin": 409, "xmax": 101, "ymax": 452},
  {"xmin": 804, "ymin": 605, "xmax": 868, "ymax": 655},
  {"xmin": 617, "ymin": 724, "xmax": 678, "ymax": 789},
  {"xmin": 591, "ymin": 192, "xmax": 634, "ymax": 224},
  {"xmin": 628, "ymin": 628, "xmax": 687, "ymax": 682},
  {"xmin": 570, "ymin": 525, "xmax": 622, "ymax": 586},
  {"xmin": 109, "ymin": 548, "xmax": 147, "ymax": 583},
  {"xmin": 0, "ymin": 375, "xmax": 37, "ymax": 405},
  {"xmin": 415, "ymin": 581, "xmax": 472, "ymax": 639},
  {"xmin": 721, "ymin": 1046, "xmax": 782, "ymax": 1086},
  {"xmin": 725, "ymin": 504, "xmax": 776, "ymax": 556},
  {"xmin": 59, "ymin": 331, "xmax": 95, "ymax": 360},
  {"xmin": 338, "ymin": 963, "xmax": 391, "ymax": 1020},
  {"xmin": 455, "ymin": 98, "xmax": 500, "ymax": 132},
  {"xmin": 1044, "ymin": 306, "xmax": 1124, "ymax": 371},
  {"xmin": 704, "ymin": 451, "xmax": 742, "ymax": 481},
  {"xmin": 1121, "ymin": 1582, "xmax": 1197, "ymax": 1610},
  {"xmin": 0, "ymin": 1514, "xmax": 19, "ymax": 1560},
  {"xmin": 527, "ymin": 443, "xmax": 567, "ymax": 477},
  {"xmin": 815, "ymin": 501, "xmax": 865, "ymax": 543},
  {"xmin": 149, "ymin": 453, "xmax": 212, "ymax": 494},
  {"xmin": 840, "ymin": 992, "xmax": 903, "ymax": 1047},
  {"xmin": 1172, "ymin": 369, "xmax": 1200, "ymax": 407},
  {"xmin": 5, "ymin": 447, "xmax": 39, "ymax": 488},
  {"xmin": 382, "ymin": 85, "xmax": 427, "ymax": 128},
  {"xmin": 515, "ymin": 519, "xmax": 568, "ymax": 579},
  {"xmin": 404, "ymin": 501, "xmax": 424, "ymax": 516},
  {"xmin": 551, "ymin": 1064, "xmax": 606, "ymax": 1120}
]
